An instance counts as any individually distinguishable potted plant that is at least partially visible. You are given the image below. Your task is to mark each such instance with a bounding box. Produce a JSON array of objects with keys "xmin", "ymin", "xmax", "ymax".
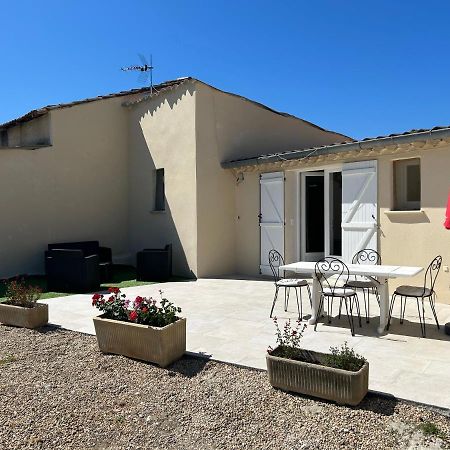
[
  {"xmin": 266, "ymin": 318, "xmax": 369, "ymax": 406},
  {"xmin": 92, "ymin": 288, "xmax": 186, "ymax": 368},
  {"xmin": 0, "ymin": 278, "xmax": 47, "ymax": 329}
]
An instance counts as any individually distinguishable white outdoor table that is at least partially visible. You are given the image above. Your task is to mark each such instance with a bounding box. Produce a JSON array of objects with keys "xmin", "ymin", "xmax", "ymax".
[{"xmin": 279, "ymin": 262, "xmax": 423, "ymax": 334}]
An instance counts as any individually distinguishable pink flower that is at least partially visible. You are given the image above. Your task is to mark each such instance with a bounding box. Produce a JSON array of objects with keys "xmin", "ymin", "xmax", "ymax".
[{"xmin": 129, "ymin": 311, "xmax": 138, "ymax": 321}]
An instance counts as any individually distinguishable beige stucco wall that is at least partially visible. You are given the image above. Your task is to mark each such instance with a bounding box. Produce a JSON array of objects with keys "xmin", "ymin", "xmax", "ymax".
[
  {"xmin": 378, "ymin": 146, "xmax": 450, "ymax": 304},
  {"xmin": 195, "ymin": 82, "xmax": 350, "ymax": 278},
  {"xmin": 5, "ymin": 115, "xmax": 51, "ymax": 147},
  {"xmin": 127, "ymin": 83, "xmax": 198, "ymax": 278},
  {"xmin": 232, "ymin": 144, "xmax": 450, "ymax": 304},
  {"xmin": 0, "ymin": 96, "xmax": 131, "ymax": 277}
]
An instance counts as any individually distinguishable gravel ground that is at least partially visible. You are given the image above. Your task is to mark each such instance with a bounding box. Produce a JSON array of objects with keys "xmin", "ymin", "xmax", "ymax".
[{"xmin": 0, "ymin": 326, "xmax": 449, "ymax": 450}]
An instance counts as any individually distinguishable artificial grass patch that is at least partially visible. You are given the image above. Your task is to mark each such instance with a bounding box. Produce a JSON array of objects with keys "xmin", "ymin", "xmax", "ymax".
[{"xmin": 0, "ymin": 265, "xmax": 162, "ymax": 301}]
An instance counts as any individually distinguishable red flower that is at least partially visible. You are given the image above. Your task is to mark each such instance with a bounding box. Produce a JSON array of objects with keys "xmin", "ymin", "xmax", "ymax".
[
  {"xmin": 134, "ymin": 296, "xmax": 144, "ymax": 306},
  {"xmin": 129, "ymin": 311, "xmax": 138, "ymax": 321},
  {"xmin": 141, "ymin": 306, "xmax": 148, "ymax": 313},
  {"xmin": 108, "ymin": 296, "xmax": 114, "ymax": 302},
  {"xmin": 108, "ymin": 287, "xmax": 120, "ymax": 294},
  {"xmin": 92, "ymin": 293, "xmax": 101, "ymax": 306}
]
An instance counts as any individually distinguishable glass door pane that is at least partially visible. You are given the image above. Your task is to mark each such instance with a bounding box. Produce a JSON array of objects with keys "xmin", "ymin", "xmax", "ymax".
[{"xmin": 329, "ymin": 171, "xmax": 342, "ymax": 256}]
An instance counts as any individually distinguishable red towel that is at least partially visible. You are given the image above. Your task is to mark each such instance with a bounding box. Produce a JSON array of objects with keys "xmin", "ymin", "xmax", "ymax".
[{"xmin": 445, "ymin": 191, "xmax": 450, "ymax": 229}]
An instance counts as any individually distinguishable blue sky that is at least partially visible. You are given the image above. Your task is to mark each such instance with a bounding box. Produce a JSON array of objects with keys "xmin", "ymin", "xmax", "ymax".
[{"xmin": 1, "ymin": 1, "xmax": 450, "ymax": 139}]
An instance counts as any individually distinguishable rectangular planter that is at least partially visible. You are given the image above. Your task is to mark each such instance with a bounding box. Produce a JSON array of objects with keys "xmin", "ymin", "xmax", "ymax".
[
  {"xmin": 93, "ymin": 315, "xmax": 186, "ymax": 368},
  {"xmin": 0, "ymin": 302, "xmax": 48, "ymax": 329},
  {"xmin": 266, "ymin": 349, "xmax": 369, "ymax": 406}
]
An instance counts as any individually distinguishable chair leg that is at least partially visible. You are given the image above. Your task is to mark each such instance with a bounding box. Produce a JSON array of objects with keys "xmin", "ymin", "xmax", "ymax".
[
  {"xmin": 387, "ymin": 293, "xmax": 397, "ymax": 330},
  {"xmin": 363, "ymin": 288, "xmax": 369, "ymax": 323},
  {"xmin": 299, "ymin": 287, "xmax": 303, "ymax": 320},
  {"xmin": 306, "ymin": 284, "xmax": 312, "ymax": 308},
  {"xmin": 284, "ymin": 288, "xmax": 289, "ymax": 312},
  {"xmin": 399, "ymin": 296, "xmax": 404, "ymax": 324},
  {"xmin": 314, "ymin": 295, "xmax": 324, "ymax": 332},
  {"xmin": 415, "ymin": 297, "xmax": 425, "ymax": 338},
  {"xmin": 429, "ymin": 292, "xmax": 440, "ymax": 330},
  {"xmin": 346, "ymin": 297, "xmax": 355, "ymax": 336},
  {"xmin": 338, "ymin": 298, "xmax": 343, "ymax": 319},
  {"xmin": 327, "ymin": 296, "xmax": 332, "ymax": 324},
  {"xmin": 295, "ymin": 287, "xmax": 301, "ymax": 320},
  {"xmin": 401, "ymin": 296, "xmax": 407, "ymax": 323},
  {"xmin": 422, "ymin": 298, "xmax": 427, "ymax": 338},
  {"xmin": 270, "ymin": 286, "xmax": 279, "ymax": 318},
  {"xmin": 354, "ymin": 295, "xmax": 362, "ymax": 327}
]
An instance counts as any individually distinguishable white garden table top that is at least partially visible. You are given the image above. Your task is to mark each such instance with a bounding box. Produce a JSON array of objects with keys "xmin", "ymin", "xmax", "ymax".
[
  {"xmin": 279, "ymin": 262, "xmax": 423, "ymax": 278},
  {"xmin": 279, "ymin": 262, "xmax": 423, "ymax": 334}
]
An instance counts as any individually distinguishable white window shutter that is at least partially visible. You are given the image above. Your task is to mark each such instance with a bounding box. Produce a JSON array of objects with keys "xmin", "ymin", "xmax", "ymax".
[
  {"xmin": 341, "ymin": 161, "xmax": 378, "ymax": 263},
  {"xmin": 260, "ymin": 172, "xmax": 284, "ymax": 275}
]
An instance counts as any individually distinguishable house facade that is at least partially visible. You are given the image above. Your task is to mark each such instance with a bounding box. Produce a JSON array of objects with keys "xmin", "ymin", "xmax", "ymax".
[
  {"xmin": 0, "ymin": 78, "xmax": 347, "ymax": 280},
  {"xmin": 1, "ymin": 77, "xmax": 449, "ymax": 303},
  {"xmin": 223, "ymin": 128, "xmax": 450, "ymax": 304}
]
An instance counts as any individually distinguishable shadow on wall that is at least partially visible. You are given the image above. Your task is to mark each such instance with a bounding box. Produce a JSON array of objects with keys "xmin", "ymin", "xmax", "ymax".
[
  {"xmin": 128, "ymin": 84, "xmax": 196, "ymax": 279},
  {"xmin": 137, "ymin": 82, "xmax": 195, "ymax": 120}
]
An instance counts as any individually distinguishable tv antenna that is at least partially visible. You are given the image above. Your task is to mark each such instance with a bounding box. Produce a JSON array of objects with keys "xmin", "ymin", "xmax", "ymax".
[{"xmin": 121, "ymin": 54, "xmax": 155, "ymax": 93}]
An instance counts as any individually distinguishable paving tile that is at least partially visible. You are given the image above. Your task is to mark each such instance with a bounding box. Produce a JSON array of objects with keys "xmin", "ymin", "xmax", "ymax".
[{"xmin": 39, "ymin": 277, "xmax": 450, "ymax": 409}]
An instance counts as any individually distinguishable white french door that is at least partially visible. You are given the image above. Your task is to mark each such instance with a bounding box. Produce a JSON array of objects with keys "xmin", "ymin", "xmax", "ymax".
[
  {"xmin": 297, "ymin": 162, "xmax": 377, "ymax": 262},
  {"xmin": 341, "ymin": 161, "xmax": 378, "ymax": 263},
  {"xmin": 260, "ymin": 172, "xmax": 284, "ymax": 276}
]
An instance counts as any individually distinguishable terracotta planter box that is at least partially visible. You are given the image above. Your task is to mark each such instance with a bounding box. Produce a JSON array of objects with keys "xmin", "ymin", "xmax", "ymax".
[
  {"xmin": 0, "ymin": 302, "xmax": 48, "ymax": 329},
  {"xmin": 266, "ymin": 349, "xmax": 369, "ymax": 406},
  {"xmin": 93, "ymin": 315, "xmax": 186, "ymax": 368}
]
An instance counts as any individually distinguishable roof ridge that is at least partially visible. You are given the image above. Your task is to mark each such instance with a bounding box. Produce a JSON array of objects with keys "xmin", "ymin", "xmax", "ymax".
[{"xmin": 0, "ymin": 78, "xmax": 193, "ymax": 129}]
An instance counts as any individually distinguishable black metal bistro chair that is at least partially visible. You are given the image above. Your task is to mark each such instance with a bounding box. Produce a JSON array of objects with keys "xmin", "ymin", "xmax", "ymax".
[
  {"xmin": 344, "ymin": 249, "xmax": 381, "ymax": 323},
  {"xmin": 387, "ymin": 255, "xmax": 442, "ymax": 337},
  {"xmin": 268, "ymin": 250, "xmax": 311, "ymax": 320},
  {"xmin": 314, "ymin": 257, "xmax": 362, "ymax": 336}
]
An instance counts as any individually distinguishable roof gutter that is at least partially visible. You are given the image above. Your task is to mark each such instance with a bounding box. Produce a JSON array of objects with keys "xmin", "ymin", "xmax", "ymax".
[{"xmin": 221, "ymin": 127, "xmax": 450, "ymax": 169}]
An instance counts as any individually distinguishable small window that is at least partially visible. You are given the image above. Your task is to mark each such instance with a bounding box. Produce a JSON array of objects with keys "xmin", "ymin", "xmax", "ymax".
[
  {"xmin": 393, "ymin": 158, "xmax": 421, "ymax": 211},
  {"xmin": 0, "ymin": 129, "xmax": 8, "ymax": 147},
  {"xmin": 154, "ymin": 168, "xmax": 165, "ymax": 211}
]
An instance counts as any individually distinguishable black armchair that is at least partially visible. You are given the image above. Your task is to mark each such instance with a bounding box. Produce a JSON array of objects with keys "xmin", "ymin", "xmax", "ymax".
[
  {"xmin": 45, "ymin": 249, "xmax": 100, "ymax": 293},
  {"xmin": 136, "ymin": 244, "xmax": 172, "ymax": 282}
]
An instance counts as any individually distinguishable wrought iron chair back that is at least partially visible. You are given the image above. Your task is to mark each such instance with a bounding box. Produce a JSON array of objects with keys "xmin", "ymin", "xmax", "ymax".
[
  {"xmin": 352, "ymin": 249, "xmax": 381, "ymax": 265},
  {"xmin": 423, "ymin": 255, "xmax": 442, "ymax": 295},
  {"xmin": 268, "ymin": 249, "xmax": 285, "ymax": 284},
  {"xmin": 314, "ymin": 257, "xmax": 351, "ymax": 295}
]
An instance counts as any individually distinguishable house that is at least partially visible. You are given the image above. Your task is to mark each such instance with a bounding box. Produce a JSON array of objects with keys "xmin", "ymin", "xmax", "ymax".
[
  {"xmin": 223, "ymin": 126, "xmax": 450, "ymax": 304},
  {"xmin": 1, "ymin": 77, "xmax": 449, "ymax": 303},
  {"xmin": 0, "ymin": 77, "xmax": 347, "ymax": 280}
]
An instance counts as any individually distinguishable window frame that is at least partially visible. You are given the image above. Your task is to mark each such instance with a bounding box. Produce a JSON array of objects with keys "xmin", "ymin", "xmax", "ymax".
[
  {"xmin": 393, "ymin": 158, "xmax": 421, "ymax": 211},
  {"xmin": 154, "ymin": 168, "xmax": 165, "ymax": 212}
]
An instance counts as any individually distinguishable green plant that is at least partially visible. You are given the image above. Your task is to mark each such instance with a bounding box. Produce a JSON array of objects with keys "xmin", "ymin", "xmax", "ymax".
[
  {"xmin": 418, "ymin": 421, "xmax": 446, "ymax": 439},
  {"xmin": 92, "ymin": 288, "xmax": 181, "ymax": 327},
  {"xmin": 324, "ymin": 342, "xmax": 366, "ymax": 372},
  {"xmin": 0, "ymin": 354, "xmax": 16, "ymax": 365},
  {"xmin": 4, "ymin": 278, "xmax": 42, "ymax": 308},
  {"xmin": 268, "ymin": 318, "xmax": 307, "ymax": 360}
]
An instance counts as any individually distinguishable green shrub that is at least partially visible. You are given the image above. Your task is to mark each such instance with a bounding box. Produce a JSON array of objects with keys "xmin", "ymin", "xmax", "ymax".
[
  {"xmin": 4, "ymin": 278, "xmax": 42, "ymax": 308},
  {"xmin": 418, "ymin": 421, "xmax": 446, "ymax": 439},
  {"xmin": 324, "ymin": 342, "xmax": 366, "ymax": 372}
]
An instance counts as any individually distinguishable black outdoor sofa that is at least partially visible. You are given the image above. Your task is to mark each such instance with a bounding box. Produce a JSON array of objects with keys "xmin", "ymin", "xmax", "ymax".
[{"xmin": 45, "ymin": 241, "xmax": 112, "ymax": 293}]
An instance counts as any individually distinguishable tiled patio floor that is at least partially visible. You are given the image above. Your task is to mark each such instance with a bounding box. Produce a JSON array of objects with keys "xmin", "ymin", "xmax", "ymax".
[{"xmin": 41, "ymin": 277, "xmax": 450, "ymax": 410}]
